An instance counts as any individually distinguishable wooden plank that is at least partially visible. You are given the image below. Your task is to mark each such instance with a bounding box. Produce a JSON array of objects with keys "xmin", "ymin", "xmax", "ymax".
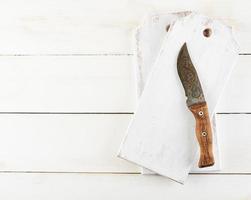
[
  {"xmin": 0, "ymin": 55, "xmax": 249, "ymax": 112},
  {"xmin": 216, "ymin": 114, "xmax": 251, "ymax": 172},
  {"xmin": 0, "ymin": 56, "xmax": 136, "ymax": 112},
  {"xmin": 0, "ymin": 114, "xmax": 138, "ymax": 172},
  {"xmin": 0, "ymin": 0, "xmax": 132, "ymax": 54},
  {"xmin": 0, "ymin": 17, "xmax": 131, "ymax": 55},
  {"xmin": 217, "ymin": 55, "xmax": 251, "ymax": 112},
  {"xmin": 0, "ymin": 173, "xmax": 250, "ymax": 199},
  {"xmin": 0, "ymin": 114, "xmax": 249, "ymax": 173},
  {"xmin": 0, "ymin": 0, "xmax": 249, "ymax": 53}
]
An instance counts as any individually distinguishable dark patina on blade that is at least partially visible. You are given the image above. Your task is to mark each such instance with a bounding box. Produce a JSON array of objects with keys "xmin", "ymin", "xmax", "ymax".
[{"xmin": 177, "ymin": 43, "xmax": 205, "ymax": 107}]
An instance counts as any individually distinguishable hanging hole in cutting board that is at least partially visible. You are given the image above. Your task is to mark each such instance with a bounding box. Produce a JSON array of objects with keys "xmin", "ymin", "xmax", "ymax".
[{"xmin": 203, "ymin": 28, "xmax": 212, "ymax": 37}]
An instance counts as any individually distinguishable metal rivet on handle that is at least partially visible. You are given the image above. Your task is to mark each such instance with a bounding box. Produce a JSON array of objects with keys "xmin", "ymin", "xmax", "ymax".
[
  {"xmin": 198, "ymin": 111, "xmax": 204, "ymax": 116},
  {"xmin": 201, "ymin": 132, "xmax": 207, "ymax": 137}
]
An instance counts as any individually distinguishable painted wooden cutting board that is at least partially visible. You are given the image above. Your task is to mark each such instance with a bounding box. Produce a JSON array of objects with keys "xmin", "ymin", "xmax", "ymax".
[{"xmin": 119, "ymin": 13, "xmax": 239, "ymax": 183}]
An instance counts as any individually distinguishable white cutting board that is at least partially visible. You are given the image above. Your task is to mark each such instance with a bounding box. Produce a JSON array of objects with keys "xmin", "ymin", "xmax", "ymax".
[
  {"xmin": 134, "ymin": 12, "xmax": 228, "ymax": 174},
  {"xmin": 119, "ymin": 13, "xmax": 239, "ymax": 183}
]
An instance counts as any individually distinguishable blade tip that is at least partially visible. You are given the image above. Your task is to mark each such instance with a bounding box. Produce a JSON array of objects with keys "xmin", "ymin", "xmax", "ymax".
[
  {"xmin": 178, "ymin": 43, "xmax": 188, "ymax": 62},
  {"xmin": 181, "ymin": 42, "xmax": 187, "ymax": 50}
]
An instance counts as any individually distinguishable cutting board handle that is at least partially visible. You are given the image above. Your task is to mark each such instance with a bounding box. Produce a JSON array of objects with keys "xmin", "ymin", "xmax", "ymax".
[{"xmin": 189, "ymin": 102, "xmax": 215, "ymax": 168}]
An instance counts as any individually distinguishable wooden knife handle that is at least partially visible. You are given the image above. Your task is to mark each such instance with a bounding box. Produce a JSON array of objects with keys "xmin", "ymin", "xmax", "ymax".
[{"xmin": 189, "ymin": 102, "xmax": 215, "ymax": 168}]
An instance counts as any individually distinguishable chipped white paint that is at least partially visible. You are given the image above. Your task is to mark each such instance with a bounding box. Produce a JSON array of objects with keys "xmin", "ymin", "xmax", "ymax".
[{"xmin": 119, "ymin": 13, "xmax": 238, "ymax": 183}]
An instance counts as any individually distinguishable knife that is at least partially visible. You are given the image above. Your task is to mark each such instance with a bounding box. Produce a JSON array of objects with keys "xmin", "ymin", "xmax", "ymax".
[{"xmin": 177, "ymin": 43, "xmax": 215, "ymax": 168}]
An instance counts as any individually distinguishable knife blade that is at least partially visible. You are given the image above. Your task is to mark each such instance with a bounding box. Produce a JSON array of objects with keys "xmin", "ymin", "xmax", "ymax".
[{"xmin": 177, "ymin": 43, "xmax": 215, "ymax": 168}]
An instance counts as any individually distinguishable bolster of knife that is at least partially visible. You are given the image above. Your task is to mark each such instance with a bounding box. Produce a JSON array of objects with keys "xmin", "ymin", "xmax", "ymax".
[{"xmin": 189, "ymin": 102, "xmax": 215, "ymax": 168}]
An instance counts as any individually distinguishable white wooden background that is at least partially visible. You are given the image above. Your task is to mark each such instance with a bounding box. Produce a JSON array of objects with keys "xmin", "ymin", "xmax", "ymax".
[{"xmin": 1, "ymin": 0, "xmax": 251, "ymax": 199}]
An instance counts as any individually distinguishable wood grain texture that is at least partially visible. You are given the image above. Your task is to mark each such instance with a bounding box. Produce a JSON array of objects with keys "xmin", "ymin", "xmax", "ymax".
[
  {"xmin": 0, "ymin": 173, "xmax": 250, "ymax": 200},
  {"xmin": 189, "ymin": 102, "xmax": 214, "ymax": 168}
]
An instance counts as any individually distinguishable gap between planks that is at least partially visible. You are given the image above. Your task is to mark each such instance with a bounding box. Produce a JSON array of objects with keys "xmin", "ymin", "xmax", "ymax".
[
  {"xmin": 0, "ymin": 171, "xmax": 250, "ymax": 176},
  {"xmin": 0, "ymin": 112, "xmax": 134, "ymax": 114},
  {"xmin": 0, "ymin": 53, "xmax": 133, "ymax": 56},
  {"xmin": 0, "ymin": 53, "xmax": 248, "ymax": 56},
  {"xmin": 0, "ymin": 112, "xmax": 249, "ymax": 115}
]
